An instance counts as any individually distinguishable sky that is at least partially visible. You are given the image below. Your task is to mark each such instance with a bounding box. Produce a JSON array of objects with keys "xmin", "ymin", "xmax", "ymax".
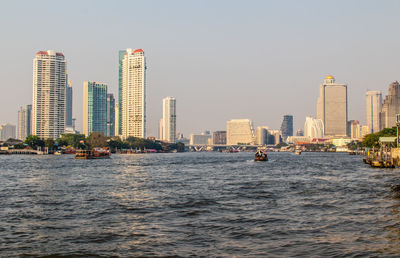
[{"xmin": 0, "ymin": 0, "xmax": 400, "ymax": 137}]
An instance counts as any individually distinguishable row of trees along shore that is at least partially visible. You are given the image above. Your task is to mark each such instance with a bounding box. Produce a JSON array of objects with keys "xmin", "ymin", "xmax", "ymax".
[{"xmin": 18, "ymin": 132, "xmax": 184, "ymax": 152}]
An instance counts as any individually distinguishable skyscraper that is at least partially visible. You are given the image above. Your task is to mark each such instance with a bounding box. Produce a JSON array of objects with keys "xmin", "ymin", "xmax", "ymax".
[
  {"xmin": 66, "ymin": 79, "xmax": 73, "ymax": 127},
  {"xmin": 304, "ymin": 116, "xmax": 324, "ymax": 138},
  {"xmin": 107, "ymin": 93, "xmax": 115, "ymax": 137},
  {"xmin": 32, "ymin": 50, "xmax": 67, "ymax": 139},
  {"xmin": 162, "ymin": 97, "xmax": 176, "ymax": 143},
  {"xmin": 118, "ymin": 50, "xmax": 126, "ymax": 136},
  {"xmin": 226, "ymin": 119, "xmax": 255, "ymax": 145},
  {"xmin": 280, "ymin": 115, "xmax": 293, "ymax": 142},
  {"xmin": 83, "ymin": 81, "xmax": 108, "ymax": 136},
  {"xmin": 317, "ymin": 75, "xmax": 348, "ymax": 137},
  {"xmin": 17, "ymin": 105, "xmax": 32, "ymax": 140},
  {"xmin": 114, "ymin": 103, "xmax": 119, "ymax": 136},
  {"xmin": 366, "ymin": 91, "xmax": 382, "ymax": 133},
  {"xmin": 380, "ymin": 81, "xmax": 400, "ymax": 130},
  {"xmin": 121, "ymin": 48, "xmax": 146, "ymax": 139}
]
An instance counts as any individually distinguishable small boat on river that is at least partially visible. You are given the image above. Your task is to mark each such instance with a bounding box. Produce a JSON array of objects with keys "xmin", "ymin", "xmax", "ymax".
[{"xmin": 254, "ymin": 150, "xmax": 268, "ymax": 161}]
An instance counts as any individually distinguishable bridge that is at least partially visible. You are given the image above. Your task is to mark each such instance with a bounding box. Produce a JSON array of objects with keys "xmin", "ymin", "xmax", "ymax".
[{"xmin": 187, "ymin": 145, "xmax": 263, "ymax": 152}]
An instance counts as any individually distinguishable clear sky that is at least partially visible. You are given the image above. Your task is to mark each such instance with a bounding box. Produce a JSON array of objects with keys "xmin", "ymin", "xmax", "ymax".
[{"xmin": 1, "ymin": 0, "xmax": 399, "ymax": 137}]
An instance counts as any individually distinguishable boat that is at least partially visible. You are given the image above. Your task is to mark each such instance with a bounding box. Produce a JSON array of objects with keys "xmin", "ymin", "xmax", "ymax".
[
  {"xmin": 54, "ymin": 150, "xmax": 62, "ymax": 155},
  {"xmin": 295, "ymin": 149, "xmax": 302, "ymax": 155},
  {"xmin": 254, "ymin": 150, "xmax": 268, "ymax": 161},
  {"xmin": 75, "ymin": 148, "xmax": 111, "ymax": 159}
]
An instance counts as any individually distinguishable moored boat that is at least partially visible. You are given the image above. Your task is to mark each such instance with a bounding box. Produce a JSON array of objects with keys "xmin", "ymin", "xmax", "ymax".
[{"xmin": 75, "ymin": 148, "xmax": 111, "ymax": 159}]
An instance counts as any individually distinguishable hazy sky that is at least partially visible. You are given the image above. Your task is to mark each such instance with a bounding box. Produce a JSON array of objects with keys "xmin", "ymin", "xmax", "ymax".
[{"xmin": 1, "ymin": 0, "xmax": 399, "ymax": 137}]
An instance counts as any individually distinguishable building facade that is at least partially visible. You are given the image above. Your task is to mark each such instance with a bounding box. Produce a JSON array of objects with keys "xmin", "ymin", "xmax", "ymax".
[
  {"xmin": 280, "ymin": 115, "xmax": 293, "ymax": 142},
  {"xmin": 317, "ymin": 75, "xmax": 348, "ymax": 137},
  {"xmin": 189, "ymin": 132, "xmax": 212, "ymax": 145},
  {"xmin": 83, "ymin": 81, "xmax": 108, "ymax": 136},
  {"xmin": 107, "ymin": 94, "xmax": 115, "ymax": 137},
  {"xmin": 118, "ymin": 50, "xmax": 126, "ymax": 136},
  {"xmin": 380, "ymin": 81, "xmax": 400, "ymax": 130},
  {"xmin": 121, "ymin": 48, "xmax": 146, "ymax": 139},
  {"xmin": 348, "ymin": 120, "xmax": 361, "ymax": 140},
  {"xmin": 304, "ymin": 116, "xmax": 324, "ymax": 138},
  {"xmin": 0, "ymin": 123, "xmax": 16, "ymax": 140},
  {"xmin": 213, "ymin": 131, "xmax": 227, "ymax": 145},
  {"xmin": 226, "ymin": 119, "xmax": 255, "ymax": 145},
  {"xmin": 32, "ymin": 50, "xmax": 67, "ymax": 139},
  {"xmin": 162, "ymin": 97, "xmax": 176, "ymax": 143},
  {"xmin": 255, "ymin": 126, "xmax": 269, "ymax": 145},
  {"xmin": 366, "ymin": 91, "xmax": 382, "ymax": 133}
]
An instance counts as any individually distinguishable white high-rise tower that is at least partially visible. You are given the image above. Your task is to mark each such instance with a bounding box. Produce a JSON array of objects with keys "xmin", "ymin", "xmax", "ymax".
[
  {"xmin": 121, "ymin": 48, "xmax": 146, "ymax": 139},
  {"xmin": 32, "ymin": 50, "xmax": 67, "ymax": 139},
  {"xmin": 162, "ymin": 97, "xmax": 176, "ymax": 143}
]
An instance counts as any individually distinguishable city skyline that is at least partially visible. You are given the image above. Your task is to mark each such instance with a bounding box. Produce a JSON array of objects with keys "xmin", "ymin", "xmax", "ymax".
[{"xmin": 1, "ymin": 1, "xmax": 400, "ymax": 137}]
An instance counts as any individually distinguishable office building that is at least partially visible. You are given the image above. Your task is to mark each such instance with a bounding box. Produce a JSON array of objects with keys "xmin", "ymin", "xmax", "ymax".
[
  {"xmin": 280, "ymin": 115, "xmax": 293, "ymax": 142},
  {"xmin": 118, "ymin": 50, "xmax": 126, "ymax": 135},
  {"xmin": 348, "ymin": 120, "xmax": 361, "ymax": 140},
  {"xmin": 269, "ymin": 129, "xmax": 281, "ymax": 145},
  {"xmin": 121, "ymin": 48, "xmax": 146, "ymax": 139},
  {"xmin": 380, "ymin": 81, "xmax": 400, "ymax": 130},
  {"xmin": 0, "ymin": 123, "xmax": 16, "ymax": 140},
  {"xmin": 107, "ymin": 93, "xmax": 115, "ymax": 136},
  {"xmin": 83, "ymin": 81, "xmax": 108, "ymax": 136},
  {"xmin": 17, "ymin": 104, "xmax": 32, "ymax": 140},
  {"xmin": 213, "ymin": 131, "xmax": 227, "ymax": 145},
  {"xmin": 366, "ymin": 91, "xmax": 382, "ymax": 133},
  {"xmin": 162, "ymin": 97, "xmax": 176, "ymax": 143},
  {"xmin": 304, "ymin": 116, "xmax": 324, "ymax": 138},
  {"xmin": 226, "ymin": 119, "xmax": 255, "ymax": 145},
  {"xmin": 32, "ymin": 50, "xmax": 67, "ymax": 139},
  {"xmin": 317, "ymin": 75, "xmax": 348, "ymax": 137}
]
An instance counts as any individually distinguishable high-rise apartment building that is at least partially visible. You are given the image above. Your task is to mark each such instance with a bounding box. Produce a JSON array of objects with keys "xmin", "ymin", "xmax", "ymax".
[
  {"xmin": 121, "ymin": 48, "xmax": 146, "ymax": 139},
  {"xmin": 83, "ymin": 81, "xmax": 108, "ymax": 136},
  {"xmin": 32, "ymin": 50, "xmax": 67, "ymax": 139},
  {"xmin": 0, "ymin": 123, "xmax": 16, "ymax": 140},
  {"xmin": 380, "ymin": 81, "xmax": 400, "ymax": 130},
  {"xmin": 17, "ymin": 105, "xmax": 32, "ymax": 140},
  {"xmin": 366, "ymin": 91, "xmax": 382, "ymax": 133},
  {"xmin": 118, "ymin": 50, "xmax": 126, "ymax": 136},
  {"xmin": 114, "ymin": 103, "xmax": 119, "ymax": 136},
  {"xmin": 280, "ymin": 115, "xmax": 293, "ymax": 142},
  {"xmin": 162, "ymin": 97, "xmax": 176, "ymax": 143},
  {"xmin": 213, "ymin": 131, "xmax": 227, "ymax": 145},
  {"xmin": 226, "ymin": 119, "xmax": 255, "ymax": 145},
  {"xmin": 107, "ymin": 93, "xmax": 115, "ymax": 136},
  {"xmin": 317, "ymin": 75, "xmax": 348, "ymax": 137},
  {"xmin": 66, "ymin": 79, "xmax": 73, "ymax": 127},
  {"xmin": 304, "ymin": 116, "xmax": 324, "ymax": 138}
]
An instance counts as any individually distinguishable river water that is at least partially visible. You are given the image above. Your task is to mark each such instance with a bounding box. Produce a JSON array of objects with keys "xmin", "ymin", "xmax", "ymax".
[{"xmin": 1, "ymin": 152, "xmax": 400, "ymax": 257}]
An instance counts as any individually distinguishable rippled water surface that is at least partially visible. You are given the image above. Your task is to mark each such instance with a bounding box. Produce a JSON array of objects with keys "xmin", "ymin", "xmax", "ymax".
[{"xmin": 2, "ymin": 152, "xmax": 400, "ymax": 257}]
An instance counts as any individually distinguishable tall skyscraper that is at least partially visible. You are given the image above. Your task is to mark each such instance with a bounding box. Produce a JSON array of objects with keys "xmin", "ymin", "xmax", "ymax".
[
  {"xmin": 83, "ymin": 81, "xmax": 108, "ymax": 136},
  {"xmin": 304, "ymin": 116, "xmax": 324, "ymax": 138},
  {"xmin": 366, "ymin": 91, "xmax": 382, "ymax": 133},
  {"xmin": 162, "ymin": 97, "xmax": 176, "ymax": 143},
  {"xmin": 32, "ymin": 50, "xmax": 67, "ymax": 139},
  {"xmin": 226, "ymin": 119, "xmax": 255, "ymax": 145},
  {"xmin": 380, "ymin": 81, "xmax": 400, "ymax": 130},
  {"xmin": 121, "ymin": 48, "xmax": 146, "ymax": 139},
  {"xmin": 280, "ymin": 115, "xmax": 293, "ymax": 142},
  {"xmin": 107, "ymin": 93, "xmax": 115, "ymax": 137},
  {"xmin": 66, "ymin": 79, "xmax": 73, "ymax": 127},
  {"xmin": 317, "ymin": 75, "xmax": 348, "ymax": 137},
  {"xmin": 17, "ymin": 105, "xmax": 32, "ymax": 140},
  {"xmin": 118, "ymin": 50, "xmax": 126, "ymax": 136}
]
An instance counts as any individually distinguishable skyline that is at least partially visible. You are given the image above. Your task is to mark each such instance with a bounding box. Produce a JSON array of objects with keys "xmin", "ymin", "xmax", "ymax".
[{"xmin": 1, "ymin": 1, "xmax": 400, "ymax": 136}]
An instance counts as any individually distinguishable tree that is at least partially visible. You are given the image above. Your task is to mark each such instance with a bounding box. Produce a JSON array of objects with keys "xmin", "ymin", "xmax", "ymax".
[
  {"xmin": 86, "ymin": 132, "xmax": 107, "ymax": 148},
  {"xmin": 25, "ymin": 135, "xmax": 45, "ymax": 149},
  {"xmin": 44, "ymin": 138, "xmax": 56, "ymax": 151},
  {"xmin": 362, "ymin": 127, "xmax": 397, "ymax": 148},
  {"xmin": 57, "ymin": 133, "xmax": 85, "ymax": 148}
]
